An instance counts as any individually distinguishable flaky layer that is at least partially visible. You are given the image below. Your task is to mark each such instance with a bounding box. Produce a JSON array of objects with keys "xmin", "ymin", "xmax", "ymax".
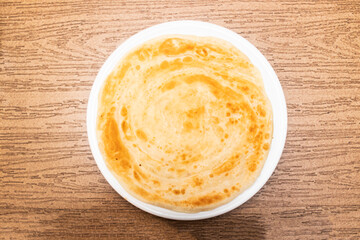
[{"xmin": 97, "ymin": 35, "xmax": 273, "ymax": 212}]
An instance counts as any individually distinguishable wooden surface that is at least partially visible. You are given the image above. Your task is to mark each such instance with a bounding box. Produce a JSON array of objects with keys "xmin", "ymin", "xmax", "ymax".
[{"xmin": 1, "ymin": 0, "xmax": 359, "ymax": 239}]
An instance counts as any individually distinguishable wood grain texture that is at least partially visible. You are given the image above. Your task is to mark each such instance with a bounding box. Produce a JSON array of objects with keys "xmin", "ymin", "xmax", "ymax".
[{"xmin": 0, "ymin": 0, "xmax": 359, "ymax": 239}]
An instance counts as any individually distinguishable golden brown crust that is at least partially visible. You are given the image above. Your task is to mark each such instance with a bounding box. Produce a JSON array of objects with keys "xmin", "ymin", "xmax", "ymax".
[{"xmin": 96, "ymin": 35, "xmax": 273, "ymax": 212}]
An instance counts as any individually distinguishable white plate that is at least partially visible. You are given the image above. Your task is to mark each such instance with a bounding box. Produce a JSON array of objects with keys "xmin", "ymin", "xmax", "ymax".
[{"xmin": 87, "ymin": 20, "xmax": 287, "ymax": 220}]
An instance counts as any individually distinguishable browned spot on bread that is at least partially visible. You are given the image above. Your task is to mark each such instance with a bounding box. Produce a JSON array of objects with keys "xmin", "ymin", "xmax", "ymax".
[
  {"xmin": 226, "ymin": 102, "xmax": 241, "ymax": 113},
  {"xmin": 133, "ymin": 170, "xmax": 140, "ymax": 181},
  {"xmin": 255, "ymin": 131, "xmax": 263, "ymax": 142},
  {"xmin": 191, "ymin": 193, "xmax": 224, "ymax": 206},
  {"xmin": 116, "ymin": 63, "xmax": 131, "ymax": 79},
  {"xmin": 183, "ymin": 56, "xmax": 193, "ymax": 62},
  {"xmin": 134, "ymin": 186, "xmax": 149, "ymax": 198},
  {"xmin": 248, "ymin": 162, "xmax": 257, "ymax": 172},
  {"xmin": 136, "ymin": 129, "xmax": 148, "ymax": 142},
  {"xmin": 186, "ymin": 106, "xmax": 205, "ymax": 119},
  {"xmin": 183, "ymin": 121, "xmax": 194, "ymax": 131},
  {"xmin": 101, "ymin": 74, "xmax": 116, "ymax": 104},
  {"xmin": 102, "ymin": 117, "xmax": 131, "ymax": 171},
  {"xmin": 176, "ymin": 169, "xmax": 185, "ymax": 174},
  {"xmin": 196, "ymin": 47, "xmax": 208, "ymax": 57},
  {"xmin": 241, "ymin": 86, "xmax": 250, "ymax": 93},
  {"xmin": 239, "ymin": 101, "xmax": 253, "ymax": 114},
  {"xmin": 263, "ymin": 143, "xmax": 270, "ymax": 150},
  {"xmin": 121, "ymin": 121, "xmax": 128, "ymax": 133},
  {"xmin": 135, "ymin": 167, "xmax": 148, "ymax": 180},
  {"xmin": 121, "ymin": 106, "xmax": 127, "ymax": 117},
  {"xmin": 246, "ymin": 149, "xmax": 261, "ymax": 172},
  {"xmin": 162, "ymin": 81, "xmax": 178, "ymax": 91},
  {"xmin": 249, "ymin": 124, "xmax": 257, "ymax": 133},
  {"xmin": 211, "ymin": 117, "xmax": 220, "ymax": 124},
  {"xmin": 160, "ymin": 60, "xmax": 169, "ymax": 69},
  {"xmin": 192, "ymin": 177, "xmax": 204, "ymax": 187},
  {"xmin": 213, "ymin": 155, "xmax": 239, "ymax": 175},
  {"xmin": 257, "ymin": 105, "xmax": 266, "ymax": 117}
]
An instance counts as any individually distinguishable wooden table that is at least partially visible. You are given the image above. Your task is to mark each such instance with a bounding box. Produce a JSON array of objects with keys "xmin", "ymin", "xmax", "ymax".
[{"xmin": 1, "ymin": 1, "xmax": 359, "ymax": 239}]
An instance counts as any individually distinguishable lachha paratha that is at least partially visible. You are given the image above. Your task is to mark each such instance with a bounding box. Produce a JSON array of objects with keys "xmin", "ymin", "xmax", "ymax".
[{"xmin": 96, "ymin": 35, "xmax": 273, "ymax": 212}]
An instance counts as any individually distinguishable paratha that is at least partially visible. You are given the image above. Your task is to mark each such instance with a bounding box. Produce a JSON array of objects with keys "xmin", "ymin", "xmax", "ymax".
[{"xmin": 96, "ymin": 35, "xmax": 273, "ymax": 212}]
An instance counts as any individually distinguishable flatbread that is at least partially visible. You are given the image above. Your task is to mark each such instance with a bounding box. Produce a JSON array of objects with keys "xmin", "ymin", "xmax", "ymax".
[{"xmin": 96, "ymin": 35, "xmax": 273, "ymax": 212}]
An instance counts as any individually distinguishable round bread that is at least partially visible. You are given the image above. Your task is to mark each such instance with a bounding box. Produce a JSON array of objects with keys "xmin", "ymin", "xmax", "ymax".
[{"xmin": 96, "ymin": 35, "xmax": 273, "ymax": 212}]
